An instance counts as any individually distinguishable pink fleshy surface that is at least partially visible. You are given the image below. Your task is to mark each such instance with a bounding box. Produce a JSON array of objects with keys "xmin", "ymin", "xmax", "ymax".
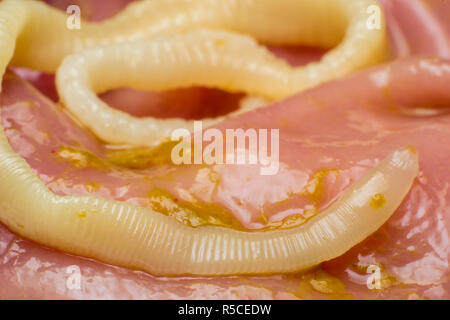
[{"xmin": 0, "ymin": 0, "xmax": 450, "ymax": 299}]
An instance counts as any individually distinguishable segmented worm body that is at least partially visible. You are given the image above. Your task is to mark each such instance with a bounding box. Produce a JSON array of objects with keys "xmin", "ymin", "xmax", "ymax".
[{"xmin": 0, "ymin": 0, "xmax": 419, "ymax": 276}]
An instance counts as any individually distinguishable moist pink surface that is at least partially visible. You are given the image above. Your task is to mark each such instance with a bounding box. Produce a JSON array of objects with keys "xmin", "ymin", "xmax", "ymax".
[{"xmin": 0, "ymin": 0, "xmax": 450, "ymax": 299}]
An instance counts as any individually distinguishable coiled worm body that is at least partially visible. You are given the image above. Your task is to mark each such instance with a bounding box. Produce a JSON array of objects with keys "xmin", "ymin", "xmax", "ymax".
[{"xmin": 0, "ymin": 0, "xmax": 417, "ymax": 276}]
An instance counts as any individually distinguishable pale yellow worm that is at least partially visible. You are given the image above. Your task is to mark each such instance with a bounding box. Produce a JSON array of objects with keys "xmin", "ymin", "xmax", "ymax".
[{"xmin": 0, "ymin": 0, "xmax": 415, "ymax": 276}]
